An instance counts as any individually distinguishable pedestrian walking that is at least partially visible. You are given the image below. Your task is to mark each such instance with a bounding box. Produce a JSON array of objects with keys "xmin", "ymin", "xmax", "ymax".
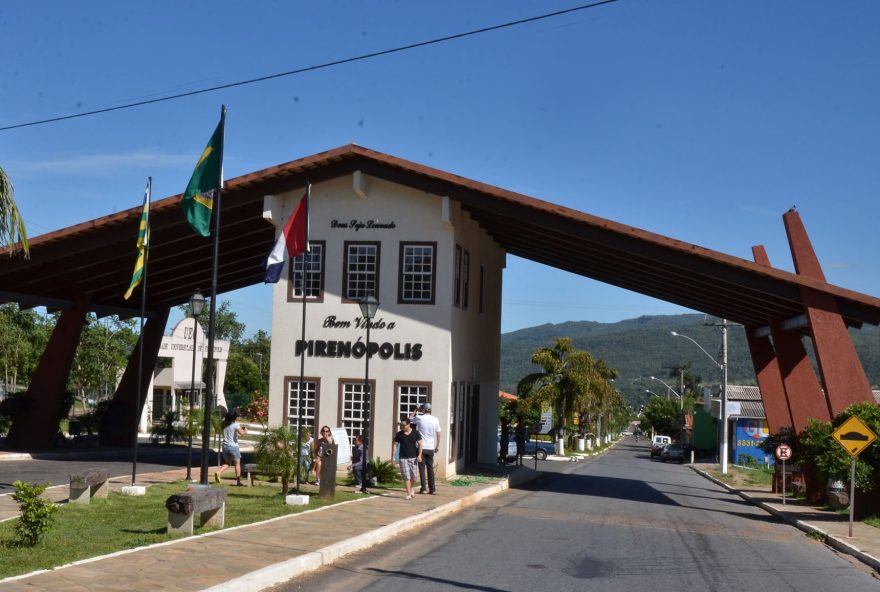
[
  {"xmin": 393, "ymin": 418, "xmax": 423, "ymax": 500},
  {"xmin": 215, "ymin": 410, "xmax": 247, "ymax": 485},
  {"xmin": 410, "ymin": 403, "xmax": 441, "ymax": 494}
]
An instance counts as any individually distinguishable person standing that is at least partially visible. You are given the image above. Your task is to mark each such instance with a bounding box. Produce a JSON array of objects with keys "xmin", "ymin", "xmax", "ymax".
[
  {"xmin": 215, "ymin": 410, "xmax": 247, "ymax": 485},
  {"xmin": 299, "ymin": 429, "xmax": 314, "ymax": 484},
  {"xmin": 515, "ymin": 419, "xmax": 527, "ymax": 467},
  {"xmin": 411, "ymin": 403, "xmax": 441, "ymax": 494},
  {"xmin": 393, "ymin": 418, "xmax": 422, "ymax": 500},
  {"xmin": 314, "ymin": 425, "xmax": 335, "ymax": 486},
  {"xmin": 352, "ymin": 433, "xmax": 365, "ymax": 490}
]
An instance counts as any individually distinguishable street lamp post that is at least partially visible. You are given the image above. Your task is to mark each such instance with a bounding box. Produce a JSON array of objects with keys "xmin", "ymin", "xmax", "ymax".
[
  {"xmin": 671, "ymin": 328, "xmax": 729, "ymax": 474},
  {"xmin": 186, "ymin": 290, "xmax": 206, "ymax": 482},
  {"xmin": 357, "ymin": 295, "xmax": 380, "ymax": 494},
  {"xmin": 650, "ymin": 375, "xmax": 684, "ymax": 443}
]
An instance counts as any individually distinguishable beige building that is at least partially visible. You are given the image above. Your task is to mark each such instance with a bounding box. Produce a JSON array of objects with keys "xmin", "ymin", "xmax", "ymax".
[
  {"xmin": 265, "ymin": 173, "xmax": 505, "ymax": 477},
  {"xmin": 139, "ymin": 318, "xmax": 230, "ymax": 432}
]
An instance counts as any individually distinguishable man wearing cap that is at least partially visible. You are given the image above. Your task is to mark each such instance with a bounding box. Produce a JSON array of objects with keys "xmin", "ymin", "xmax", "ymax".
[{"xmin": 410, "ymin": 403, "xmax": 441, "ymax": 494}]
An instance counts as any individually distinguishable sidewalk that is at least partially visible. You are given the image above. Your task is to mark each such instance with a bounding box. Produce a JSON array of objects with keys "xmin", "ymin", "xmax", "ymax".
[
  {"xmin": 692, "ymin": 464, "xmax": 880, "ymax": 573},
  {"xmin": 0, "ymin": 463, "xmax": 540, "ymax": 592}
]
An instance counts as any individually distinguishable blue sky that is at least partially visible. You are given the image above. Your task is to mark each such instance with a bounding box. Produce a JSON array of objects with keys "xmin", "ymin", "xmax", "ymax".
[{"xmin": 3, "ymin": 1, "xmax": 879, "ymax": 337}]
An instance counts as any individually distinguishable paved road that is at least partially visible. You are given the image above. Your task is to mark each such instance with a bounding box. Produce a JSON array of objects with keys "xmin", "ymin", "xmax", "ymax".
[
  {"xmin": 0, "ymin": 446, "xmax": 201, "ymax": 494},
  {"xmin": 276, "ymin": 439, "xmax": 880, "ymax": 591}
]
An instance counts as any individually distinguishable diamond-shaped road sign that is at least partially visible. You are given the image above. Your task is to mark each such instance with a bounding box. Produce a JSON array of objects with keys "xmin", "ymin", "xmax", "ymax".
[{"xmin": 832, "ymin": 415, "xmax": 878, "ymax": 458}]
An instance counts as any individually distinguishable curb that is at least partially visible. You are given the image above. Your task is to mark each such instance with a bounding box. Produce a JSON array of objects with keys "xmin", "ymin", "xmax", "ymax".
[
  {"xmin": 690, "ymin": 466, "xmax": 880, "ymax": 574},
  {"xmin": 203, "ymin": 467, "xmax": 541, "ymax": 592}
]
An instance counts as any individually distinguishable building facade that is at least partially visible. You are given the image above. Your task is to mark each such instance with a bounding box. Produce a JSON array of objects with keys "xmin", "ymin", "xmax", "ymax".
[
  {"xmin": 138, "ymin": 317, "xmax": 229, "ymax": 432},
  {"xmin": 266, "ymin": 173, "xmax": 505, "ymax": 477}
]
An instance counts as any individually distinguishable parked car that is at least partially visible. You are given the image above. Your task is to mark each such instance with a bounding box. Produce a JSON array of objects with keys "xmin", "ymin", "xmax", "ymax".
[
  {"xmin": 660, "ymin": 442, "xmax": 685, "ymax": 463},
  {"xmin": 650, "ymin": 435, "xmax": 671, "ymax": 457},
  {"xmin": 497, "ymin": 433, "xmax": 555, "ymax": 461}
]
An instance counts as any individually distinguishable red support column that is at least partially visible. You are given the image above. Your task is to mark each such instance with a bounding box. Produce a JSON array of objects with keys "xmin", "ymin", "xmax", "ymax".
[
  {"xmin": 745, "ymin": 246, "xmax": 794, "ymax": 433},
  {"xmin": 99, "ymin": 308, "xmax": 170, "ymax": 447},
  {"xmin": 783, "ymin": 209, "xmax": 874, "ymax": 413},
  {"xmin": 6, "ymin": 296, "xmax": 91, "ymax": 449},
  {"xmin": 770, "ymin": 323, "xmax": 831, "ymax": 432}
]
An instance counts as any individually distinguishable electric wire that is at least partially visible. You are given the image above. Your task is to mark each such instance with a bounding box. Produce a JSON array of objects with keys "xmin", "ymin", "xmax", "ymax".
[{"xmin": 0, "ymin": 0, "xmax": 622, "ymax": 132}]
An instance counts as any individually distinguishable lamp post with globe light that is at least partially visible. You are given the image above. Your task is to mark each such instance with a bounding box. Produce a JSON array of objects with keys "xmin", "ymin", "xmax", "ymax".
[
  {"xmin": 186, "ymin": 290, "xmax": 206, "ymax": 482},
  {"xmin": 357, "ymin": 295, "xmax": 380, "ymax": 493}
]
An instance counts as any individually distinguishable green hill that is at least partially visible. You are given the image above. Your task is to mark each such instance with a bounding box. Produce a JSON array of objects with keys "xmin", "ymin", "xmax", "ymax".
[{"xmin": 500, "ymin": 314, "xmax": 880, "ymax": 408}]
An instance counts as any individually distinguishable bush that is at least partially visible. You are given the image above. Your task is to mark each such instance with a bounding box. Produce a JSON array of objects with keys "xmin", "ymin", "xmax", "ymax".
[
  {"xmin": 149, "ymin": 411, "xmax": 183, "ymax": 445},
  {"xmin": 368, "ymin": 457, "xmax": 401, "ymax": 485},
  {"xmin": 799, "ymin": 403, "xmax": 880, "ymax": 492},
  {"xmin": 9, "ymin": 481, "xmax": 57, "ymax": 547},
  {"xmin": 254, "ymin": 425, "xmax": 305, "ymax": 495}
]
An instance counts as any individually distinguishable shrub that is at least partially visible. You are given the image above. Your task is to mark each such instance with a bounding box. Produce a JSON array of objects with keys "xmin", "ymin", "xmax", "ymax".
[
  {"xmin": 368, "ymin": 457, "xmax": 401, "ymax": 485},
  {"xmin": 9, "ymin": 480, "xmax": 58, "ymax": 547},
  {"xmin": 799, "ymin": 403, "xmax": 880, "ymax": 492},
  {"xmin": 254, "ymin": 425, "xmax": 305, "ymax": 495},
  {"xmin": 149, "ymin": 411, "xmax": 183, "ymax": 445}
]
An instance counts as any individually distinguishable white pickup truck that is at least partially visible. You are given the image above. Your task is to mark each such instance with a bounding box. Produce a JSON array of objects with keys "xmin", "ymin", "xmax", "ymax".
[{"xmin": 650, "ymin": 435, "xmax": 671, "ymax": 457}]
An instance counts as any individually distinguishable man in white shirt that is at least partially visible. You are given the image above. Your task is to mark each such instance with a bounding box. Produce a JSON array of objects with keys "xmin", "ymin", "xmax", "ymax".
[{"xmin": 411, "ymin": 403, "xmax": 441, "ymax": 494}]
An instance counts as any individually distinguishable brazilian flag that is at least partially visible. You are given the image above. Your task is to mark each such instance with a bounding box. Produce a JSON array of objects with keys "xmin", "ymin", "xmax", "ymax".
[{"xmin": 182, "ymin": 113, "xmax": 224, "ymax": 237}]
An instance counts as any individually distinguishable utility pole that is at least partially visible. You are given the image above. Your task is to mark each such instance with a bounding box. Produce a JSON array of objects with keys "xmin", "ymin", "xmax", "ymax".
[
  {"xmin": 720, "ymin": 319, "xmax": 730, "ymax": 474},
  {"xmin": 679, "ymin": 368, "xmax": 685, "ymax": 445}
]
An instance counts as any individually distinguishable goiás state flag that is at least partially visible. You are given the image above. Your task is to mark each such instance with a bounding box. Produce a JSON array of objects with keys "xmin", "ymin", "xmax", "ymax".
[{"xmin": 265, "ymin": 192, "xmax": 309, "ymax": 283}]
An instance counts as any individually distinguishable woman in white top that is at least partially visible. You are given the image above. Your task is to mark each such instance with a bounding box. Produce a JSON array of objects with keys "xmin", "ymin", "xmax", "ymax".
[{"xmin": 215, "ymin": 410, "xmax": 247, "ymax": 485}]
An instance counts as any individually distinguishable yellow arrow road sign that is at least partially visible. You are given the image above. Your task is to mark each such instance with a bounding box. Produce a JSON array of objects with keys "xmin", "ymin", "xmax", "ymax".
[{"xmin": 832, "ymin": 415, "xmax": 877, "ymax": 458}]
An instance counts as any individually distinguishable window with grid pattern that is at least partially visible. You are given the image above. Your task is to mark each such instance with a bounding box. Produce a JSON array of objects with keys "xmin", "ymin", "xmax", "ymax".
[
  {"xmin": 344, "ymin": 243, "xmax": 379, "ymax": 300},
  {"xmin": 397, "ymin": 384, "xmax": 428, "ymax": 423},
  {"xmin": 341, "ymin": 382, "xmax": 371, "ymax": 452},
  {"xmin": 399, "ymin": 243, "xmax": 435, "ymax": 303},
  {"xmin": 290, "ymin": 243, "xmax": 324, "ymax": 299},
  {"xmin": 286, "ymin": 379, "xmax": 317, "ymax": 429}
]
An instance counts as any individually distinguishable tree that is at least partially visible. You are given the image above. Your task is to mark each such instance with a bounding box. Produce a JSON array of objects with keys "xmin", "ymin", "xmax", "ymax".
[
  {"xmin": 640, "ymin": 397, "xmax": 679, "ymax": 437},
  {"xmin": 69, "ymin": 315, "xmax": 137, "ymax": 404},
  {"xmin": 517, "ymin": 338, "xmax": 616, "ymax": 440},
  {"xmin": 0, "ymin": 305, "xmax": 52, "ymax": 393},
  {"xmin": 0, "ymin": 165, "xmax": 29, "ymax": 257},
  {"xmin": 237, "ymin": 329, "xmax": 271, "ymax": 394},
  {"xmin": 179, "ymin": 299, "xmax": 245, "ymax": 344},
  {"xmin": 224, "ymin": 353, "xmax": 263, "ymax": 410}
]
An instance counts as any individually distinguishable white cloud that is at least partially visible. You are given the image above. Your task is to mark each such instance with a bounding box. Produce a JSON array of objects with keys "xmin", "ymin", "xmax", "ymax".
[{"xmin": 6, "ymin": 152, "xmax": 194, "ymax": 176}]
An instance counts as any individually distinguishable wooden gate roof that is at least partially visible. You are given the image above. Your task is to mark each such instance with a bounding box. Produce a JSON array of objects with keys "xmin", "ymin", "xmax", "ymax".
[{"xmin": 2, "ymin": 144, "xmax": 880, "ymax": 329}]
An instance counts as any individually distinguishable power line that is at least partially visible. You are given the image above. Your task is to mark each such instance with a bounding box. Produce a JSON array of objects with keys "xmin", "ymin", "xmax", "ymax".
[{"xmin": 0, "ymin": 0, "xmax": 622, "ymax": 132}]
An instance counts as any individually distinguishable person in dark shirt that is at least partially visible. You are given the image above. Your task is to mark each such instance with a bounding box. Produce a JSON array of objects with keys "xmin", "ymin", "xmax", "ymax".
[
  {"xmin": 515, "ymin": 419, "xmax": 527, "ymax": 466},
  {"xmin": 352, "ymin": 434, "xmax": 365, "ymax": 490},
  {"xmin": 393, "ymin": 418, "xmax": 423, "ymax": 500}
]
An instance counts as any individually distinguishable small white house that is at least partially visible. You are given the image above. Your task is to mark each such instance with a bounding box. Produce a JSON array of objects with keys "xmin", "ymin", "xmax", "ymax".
[
  {"xmin": 266, "ymin": 173, "xmax": 505, "ymax": 478},
  {"xmin": 138, "ymin": 318, "xmax": 230, "ymax": 431}
]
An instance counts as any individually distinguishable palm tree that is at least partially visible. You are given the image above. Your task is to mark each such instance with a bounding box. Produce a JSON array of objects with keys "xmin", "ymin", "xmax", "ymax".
[
  {"xmin": 0, "ymin": 165, "xmax": 29, "ymax": 257},
  {"xmin": 517, "ymin": 338, "xmax": 601, "ymax": 440}
]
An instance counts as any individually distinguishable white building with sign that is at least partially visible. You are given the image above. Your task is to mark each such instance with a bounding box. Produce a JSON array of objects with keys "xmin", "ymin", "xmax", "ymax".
[
  {"xmin": 266, "ymin": 173, "xmax": 505, "ymax": 477},
  {"xmin": 138, "ymin": 318, "xmax": 230, "ymax": 431}
]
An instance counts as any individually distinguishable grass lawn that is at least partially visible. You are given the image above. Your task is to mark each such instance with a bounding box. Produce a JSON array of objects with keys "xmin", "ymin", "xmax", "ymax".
[
  {"xmin": 704, "ymin": 464, "xmax": 774, "ymax": 488},
  {"xmin": 0, "ymin": 481, "xmax": 359, "ymax": 579}
]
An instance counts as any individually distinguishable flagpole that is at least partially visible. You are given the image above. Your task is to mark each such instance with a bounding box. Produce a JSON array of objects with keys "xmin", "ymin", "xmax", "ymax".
[
  {"xmin": 131, "ymin": 177, "xmax": 151, "ymax": 486},
  {"xmin": 294, "ymin": 183, "xmax": 311, "ymax": 495},
  {"xmin": 200, "ymin": 105, "xmax": 226, "ymax": 486}
]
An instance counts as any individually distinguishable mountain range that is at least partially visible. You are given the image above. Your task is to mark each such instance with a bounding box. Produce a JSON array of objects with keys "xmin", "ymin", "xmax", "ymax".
[{"xmin": 500, "ymin": 314, "xmax": 880, "ymax": 408}]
